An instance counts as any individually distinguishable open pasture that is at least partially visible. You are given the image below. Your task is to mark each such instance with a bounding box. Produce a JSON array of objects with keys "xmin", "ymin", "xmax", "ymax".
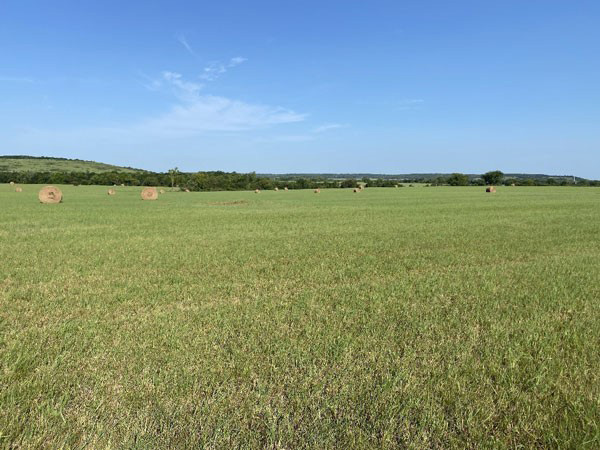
[{"xmin": 1, "ymin": 185, "xmax": 599, "ymax": 448}]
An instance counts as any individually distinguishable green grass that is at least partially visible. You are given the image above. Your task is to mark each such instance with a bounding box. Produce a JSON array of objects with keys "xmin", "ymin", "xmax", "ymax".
[
  {"xmin": 1, "ymin": 185, "xmax": 599, "ymax": 448},
  {"xmin": 0, "ymin": 157, "xmax": 141, "ymax": 173}
]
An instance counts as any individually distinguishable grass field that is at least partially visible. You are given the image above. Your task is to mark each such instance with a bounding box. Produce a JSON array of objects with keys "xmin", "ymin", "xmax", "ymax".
[
  {"xmin": 0, "ymin": 157, "xmax": 141, "ymax": 173},
  {"xmin": 1, "ymin": 185, "xmax": 599, "ymax": 448}
]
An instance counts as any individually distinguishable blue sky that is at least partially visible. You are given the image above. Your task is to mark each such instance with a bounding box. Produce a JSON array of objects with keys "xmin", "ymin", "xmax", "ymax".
[{"xmin": 1, "ymin": 1, "xmax": 599, "ymax": 177}]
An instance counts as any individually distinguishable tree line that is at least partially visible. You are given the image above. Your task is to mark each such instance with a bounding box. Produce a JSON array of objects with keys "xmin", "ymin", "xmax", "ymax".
[{"xmin": 1, "ymin": 169, "xmax": 598, "ymax": 189}]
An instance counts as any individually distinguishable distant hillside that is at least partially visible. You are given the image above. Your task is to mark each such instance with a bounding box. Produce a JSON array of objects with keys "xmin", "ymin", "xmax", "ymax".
[{"xmin": 0, "ymin": 155, "xmax": 144, "ymax": 173}]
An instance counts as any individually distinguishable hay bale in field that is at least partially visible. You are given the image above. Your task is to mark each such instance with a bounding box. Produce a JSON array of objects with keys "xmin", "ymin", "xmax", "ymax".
[
  {"xmin": 274, "ymin": 187, "xmax": 279, "ymax": 191},
  {"xmin": 353, "ymin": 188, "xmax": 359, "ymax": 193},
  {"xmin": 159, "ymin": 189, "xmax": 165, "ymax": 194},
  {"xmin": 15, "ymin": 187, "xmax": 22, "ymax": 192},
  {"xmin": 284, "ymin": 187, "xmax": 288, "ymax": 191},
  {"xmin": 511, "ymin": 183, "xmax": 516, "ymax": 187},
  {"xmin": 9, "ymin": 181, "xmax": 15, "ymax": 186},
  {"xmin": 255, "ymin": 189, "xmax": 260, "ymax": 194},
  {"xmin": 141, "ymin": 187, "xmax": 158, "ymax": 200},
  {"xmin": 121, "ymin": 183, "xmax": 125, "ymax": 187},
  {"xmin": 184, "ymin": 188, "xmax": 190, "ymax": 193},
  {"xmin": 486, "ymin": 186, "xmax": 497, "ymax": 193},
  {"xmin": 314, "ymin": 188, "xmax": 320, "ymax": 194},
  {"xmin": 107, "ymin": 189, "xmax": 116, "ymax": 196},
  {"xmin": 38, "ymin": 186, "xmax": 63, "ymax": 204}
]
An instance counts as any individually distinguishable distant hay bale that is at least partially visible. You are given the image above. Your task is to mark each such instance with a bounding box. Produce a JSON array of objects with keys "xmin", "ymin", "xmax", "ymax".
[
  {"xmin": 274, "ymin": 187, "xmax": 279, "ymax": 191},
  {"xmin": 486, "ymin": 186, "xmax": 497, "ymax": 193},
  {"xmin": 9, "ymin": 181, "xmax": 15, "ymax": 186},
  {"xmin": 255, "ymin": 189, "xmax": 260, "ymax": 194},
  {"xmin": 15, "ymin": 187, "xmax": 22, "ymax": 192},
  {"xmin": 511, "ymin": 183, "xmax": 516, "ymax": 187},
  {"xmin": 121, "ymin": 183, "xmax": 125, "ymax": 187},
  {"xmin": 284, "ymin": 187, "xmax": 288, "ymax": 191},
  {"xmin": 159, "ymin": 189, "xmax": 165, "ymax": 194},
  {"xmin": 314, "ymin": 188, "xmax": 320, "ymax": 193},
  {"xmin": 38, "ymin": 186, "xmax": 63, "ymax": 204},
  {"xmin": 107, "ymin": 189, "xmax": 116, "ymax": 196},
  {"xmin": 141, "ymin": 187, "xmax": 158, "ymax": 200},
  {"xmin": 353, "ymin": 188, "xmax": 359, "ymax": 193},
  {"xmin": 184, "ymin": 188, "xmax": 190, "ymax": 193}
]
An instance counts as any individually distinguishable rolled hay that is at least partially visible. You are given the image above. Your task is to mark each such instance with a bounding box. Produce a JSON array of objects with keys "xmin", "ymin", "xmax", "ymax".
[
  {"xmin": 38, "ymin": 186, "xmax": 63, "ymax": 204},
  {"xmin": 107, "ymin": 189, "xmax": 116, "ymax": 196},
  {"xmin": 255, "ymin": 189, "xmax": 260, "ymax": 194},
  {"xmin": 486, "ymin": 186, "xmax": 497, "ymax": 193},
  {"xmin": 353, "ymin": 188, "xmax": 359, "ymax": 193},
  {"xmin": 314, "ymin": 188, "xmax": 321, "ymax": 194},
  {"xmin": 284, "ymin": 187, "xmax": 288, "ymax": 191},
  {"xmin": 159, "ymin": 189, "xmax": 165, "ymax": 194},
  {"xmin": 9, "ymin": 181, "xmax": 15, "ymax": 186},
  {"xmin": 511, "ymin": 183, "xmax": 516, "ymax": 187},
  {"xmin": 141, "ymin": 187, "xmax": 159, "ymax": 201},
  {"xmin": 184, "ymin": 188, "xmax": 190, "ymax": 193},
  {"xmin": 274, "ymin": 187, "xmax": 279, "ymax": 192},
  {"xmin": 121, "ymin": 183, "xmax": 125, "ymax": 187},
  {"xmin": 15, "ymin": 187, "xmax": 22, "ymax": 192}
]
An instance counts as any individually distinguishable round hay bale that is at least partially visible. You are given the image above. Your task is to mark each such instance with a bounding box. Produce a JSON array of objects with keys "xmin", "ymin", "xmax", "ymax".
[
  {"xmin": 353, "ymin": 188, "xmax": 359, "ymax": 193},
  {"xmin": 274, "ymin": 187, "xmax": 279, "ymax": 191},
  {"xmin": 159, "ymin": 189, "xmax": 165, "ymax": 194},
  {"xmin": 141, "ymin": 187, "xmax": 158, "ymax": 200},
  {"xmin": 486, "ymin": 186, "xmax": 497, "ymax": 193},
  {"xmin": 38, "ymin": 186, "xmax": 63, "ymax": 204},
  {"xmin": 121, "ymin": 183, "xmax": 125, "ymax": 187},
  {"xmin": 255, "ymin": 189, "xmax": 260, "ymax": 194},
  {"xmin": 9, "ymin": 181, "xmax": 15, "ymax": 186},
  {"xmin": 184, "ymin": 188, "xmax": 190, "ymax": 193},
  {"xmin": 314, "ymin": 188, "xmax": 320, "ymax": 194},
  {"xmin": 511, "ymin": 183, "xmax": 516, "ymax": 187},
  {"xmin": 284, "ymin": 187, "xmax": 288, "ymax": 191},
  {"xmin": 15, "ymin": 187, "xmax": 22, "ymax": 192},
  {"xmin": 107, "ymin": 189, "xmax": 116, "ymax": 196}
]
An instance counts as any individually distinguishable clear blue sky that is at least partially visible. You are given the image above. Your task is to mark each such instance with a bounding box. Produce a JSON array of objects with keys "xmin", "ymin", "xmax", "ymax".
[{"xmin": 1, "ymin": 1, "xmax": 599, "ymax": 177}]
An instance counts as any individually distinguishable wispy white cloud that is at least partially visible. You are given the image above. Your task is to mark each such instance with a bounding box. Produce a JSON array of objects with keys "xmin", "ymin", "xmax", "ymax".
[
  {"xmin": 200, "ymin": 57, "xmax": 247, "ymax": 81},
  {"xmin": 137, "ymin": 95, "xmax": 305, "ymax": 135},
  {"xmin": 162, "ymin": 71, "xmax": 203, "ymax": 100},
  {"xmin": 176, "ymin": 33, "xmax": 196, "ymax": 56},
  {"xmin": 229, "ymin": 57, "xmax": 247, "ymax": 67},
  {"xmin": 312, "ymin": 123, "xmax": 348, "ymax": 133},
  {"xmin": 0, "ymin": 76, "xmax": 35, "ymax": 83},
  {"xmin": 15, "ymin": 69, "xmax": 306, "ymax": 147}
]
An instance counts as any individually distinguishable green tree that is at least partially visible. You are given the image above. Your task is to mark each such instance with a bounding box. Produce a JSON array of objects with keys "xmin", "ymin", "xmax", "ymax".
[
  {"xmin": 482, "ymin": 170, "xmax": 504, "ymax": 185},
  {"xmin": 168, "ymin": 167, "xmax": 180, "ymax": 190},
  {"xmin": 446, "ymin": 173, "xmax": 469, "ymax": 186}
]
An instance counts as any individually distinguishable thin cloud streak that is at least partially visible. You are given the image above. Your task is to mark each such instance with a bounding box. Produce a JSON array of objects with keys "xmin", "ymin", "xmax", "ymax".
[
  {"xmin": 312, "ymin": 123, "xmax": 348, "ymax": 133},
  {"xmin": 176, "ymin": 33, "xmax": 197, "ymax": 56}
]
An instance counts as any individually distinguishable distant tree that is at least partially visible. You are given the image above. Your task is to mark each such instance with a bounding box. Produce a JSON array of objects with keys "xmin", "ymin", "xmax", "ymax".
[
  {"xmin": 482, "ymin": 170, "xmax": 504, "ymax": 185},
  {"xmin": 168, "ymin": 167, "xmax": 180, "ymax": 190},
  {"xmin": 446, "ymin": 173, "xmax": 469, "ymax": 186}
]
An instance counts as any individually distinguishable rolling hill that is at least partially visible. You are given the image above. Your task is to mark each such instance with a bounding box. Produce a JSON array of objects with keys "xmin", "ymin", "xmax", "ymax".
[{"xmin": 0, "ymin": 156, "xmax": 144, "ymax": 173}]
